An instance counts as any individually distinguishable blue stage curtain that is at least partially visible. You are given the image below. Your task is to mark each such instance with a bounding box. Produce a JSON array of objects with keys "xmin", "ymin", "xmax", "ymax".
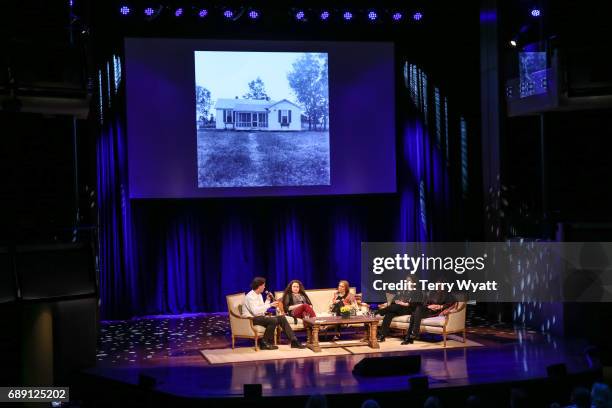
[
  {"xmin": 97, "ymin": 113, "xmax": 137, "ymax": 319},
  {"xmin": 97, "ymin": 98, "xmax": 452, "ymax": 320}
]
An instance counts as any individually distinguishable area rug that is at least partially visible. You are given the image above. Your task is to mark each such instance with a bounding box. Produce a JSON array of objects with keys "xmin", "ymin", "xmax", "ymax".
[
  {"xmin": 201, "ymin": 344, "xmax": 351, "ymax": 365},
  {"xmin": 343, "ymin": 336, "xmax": 483, "ymax": 355}
]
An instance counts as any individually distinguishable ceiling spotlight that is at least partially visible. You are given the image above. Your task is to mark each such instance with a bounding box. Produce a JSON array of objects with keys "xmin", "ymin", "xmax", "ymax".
[
  {"xmin": 248, "ymin": 10, "xmax": 260, "ymax": 19},
  {"xmin": 343, "ymin": 11, "xmax": 353, "ymax": 21},
  {"xmin": 198, "ymin": 9, "xmax": 208, "ymax": 18},
  {"xmin": 223, "ymin": 9, "xmax": 234, "ymax": 19},
  {"xmin": 320, "ymin": 11, "xmax": 330, "ymax": 21},
  {"xmin": 119, "ymin": 5, "xmax": 130, "ymax": 15},
  {"xmin": 367, "ymin": 11, "xmax": 378, "ymax": 21},
  {"xmin": 144, "ymin": 7, "xmax": 155, "ymax": 17},
  {"xmin": 392, "ymin": 12, "xmax": 403, "ymax": 21},
  {"xmin": 174, "ymin": 7, "xmax": 184, "ymax": 17},
  {"xmin": 510, "ymin": 39, "xmax": 518, "ymax": 47},
  {"xmin": 295, "ymin": 10, "xmax": 305, "ymax": 21},
  {"xmin": 530, "ymin": 8, "xmax": 541, "ymax": 17},
  {"xmin": 413, "ymin": 12, "xmax": 423, "ymax": 21}
]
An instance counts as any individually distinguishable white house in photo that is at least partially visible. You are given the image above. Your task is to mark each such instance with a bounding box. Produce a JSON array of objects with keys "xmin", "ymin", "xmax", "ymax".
[{"xmin": 215, "ymin": 98, "xmax": 303, "ymax": 131}]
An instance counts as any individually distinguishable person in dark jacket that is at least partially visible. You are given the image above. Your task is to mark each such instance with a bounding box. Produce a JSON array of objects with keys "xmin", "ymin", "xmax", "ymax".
[
  {"xmin": 401, "ymin": 285, "xmax": 457, "ymax": 345},
  {"xmin": 376, "ymin": 276, "xmax": 417, "ymax": 342}
]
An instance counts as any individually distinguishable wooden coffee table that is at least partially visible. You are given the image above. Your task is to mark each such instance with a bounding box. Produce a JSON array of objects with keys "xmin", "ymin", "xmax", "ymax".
[{"xmin": 302, "ymin": 315, "xmax": 382, "ymax": 352}]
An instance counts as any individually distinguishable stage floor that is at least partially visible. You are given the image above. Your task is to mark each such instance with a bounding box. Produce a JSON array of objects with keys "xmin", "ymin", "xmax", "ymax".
[{"xmin": 85, "ymin": 312, "xmax": 596, "ymax": 399}]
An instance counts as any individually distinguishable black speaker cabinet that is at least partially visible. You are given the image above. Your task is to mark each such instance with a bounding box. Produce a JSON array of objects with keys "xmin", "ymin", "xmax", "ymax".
[
  {"xmin": 15, "ymin": 243, "xmax": 96, "ymax": 300},
  {"xmin": 0, "ymin": 248, "xmax": 17, "ymax": 303},
  {"xmin": 353, "ymin": 355, "xmax": 421, "ymax": 377}
]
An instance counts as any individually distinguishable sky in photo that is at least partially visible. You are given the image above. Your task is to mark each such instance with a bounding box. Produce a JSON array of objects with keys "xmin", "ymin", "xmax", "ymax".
[{"xmin": 195, "ymin": 51, "xmax": 324, "ymax": 104}]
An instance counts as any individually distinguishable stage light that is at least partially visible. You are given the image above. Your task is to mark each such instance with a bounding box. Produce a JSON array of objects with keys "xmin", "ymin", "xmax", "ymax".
[
  {"xmin": 367, "ymin": 11, "xmax": 378, "ymax": 21},
  {"xmin": 198, "ymin": 9, "xmax": 208, "ymax": 18},
  {"xmin": 119, "ymin": 5, "xmax": 130, "ymax": 15},
  {"xmin": 174, "ymin": 7, "xmax": 184, "ymax": 17},
  {"xmin": 144, "ymin": 7, "xmax": 155, "ymax": 17},
  {"xmin": 392, "ymin": 12, "xmax": 403, "ymax": 21},
  {"xmin": 223, "ymin": 9, "xmax": 234, "ymax": 19},
  {"xmin": 295, "ymin": 10, "xmax": 305, "ymax": 21},
  {"xmin": 248, "ymin": 10, "xmax": 260, "ymax": 19},
  {"xmin": 530, "ymin": 8, "xmax": 541, "ymax": 17},
  {"xmin": 413, "ymin": 12, "xmax": 423, "ymax": 21},
  {"xmin": 510, "ymin": 39, "xmax": 518, "ymax": 47},
  {"xmin": 320, "ymin": 10, "xmax": 330, "ymax": 21},
  {"xmin": 343, "ymin": 11, "xmax": 353, "ymax": 21}
]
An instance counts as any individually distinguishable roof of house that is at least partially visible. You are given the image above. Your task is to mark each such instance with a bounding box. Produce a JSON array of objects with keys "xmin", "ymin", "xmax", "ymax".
[
  {"xmin": 268, "ymin": 99, "xmax": 303, "ymax": 110},
  {"xmin": 215, "ymin": 98, "xmax": 302, "ymax": 112},
  {"xmin": 215, "ymin": 98, "xmax": 275, "ymax": 111}
]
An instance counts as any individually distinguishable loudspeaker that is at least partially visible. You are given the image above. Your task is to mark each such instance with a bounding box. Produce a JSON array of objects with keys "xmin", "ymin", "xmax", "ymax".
[
  {"xmin": 352, "ymin": 355, "xmax": 421, "ymax": 377},
  {"xmin": 244, "ymin": 384, "xmax": 262, "ymax": 398},
  {"xmin": 138, "ymin": 374, "xmax": 157, "ymax": 389},
  {"xmin": 0, "ymin": 248, "xmax": 17, "ymax": 303},
  {"xmin": 409, "ymin": 376, "xmax": 429, "ymax": 392},
  {"xmin": 547, "ymin": 363, "xmax": 567, "ymax": 379},
  {"xmin": 52, "ymin": 298, "xmax": 97, "ymax": 383},
  {"xmin": 602, "ymin": 345, "xmax": 612, "ymax": 366},
  {"xmin": 15, "ymin": 243, "xmax": 96, "ymax": 300}
]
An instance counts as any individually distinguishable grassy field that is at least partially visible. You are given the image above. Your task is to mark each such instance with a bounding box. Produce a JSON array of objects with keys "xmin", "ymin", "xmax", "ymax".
[{"xmin": 197, "ymin": 130, "xmax": 330, "ymax": 187}]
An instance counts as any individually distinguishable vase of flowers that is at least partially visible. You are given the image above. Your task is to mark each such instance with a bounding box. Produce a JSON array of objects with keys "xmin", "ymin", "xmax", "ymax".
[{"xmin": 340, "ymin": 305, "xmax": 352, "ymax": 319}]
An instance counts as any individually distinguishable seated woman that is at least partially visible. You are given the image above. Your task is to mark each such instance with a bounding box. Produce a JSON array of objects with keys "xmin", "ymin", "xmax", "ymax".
[
  {"xmin": 328, "ymin": 280, "xmax": 356, "ymax": 340},
  {"xmin": 329, "ymin": 280, "xmax": 356, "ymax": 315},
  {"xmin": 282, "ymin": 280, "xmax": 316, "ymax": 323}
]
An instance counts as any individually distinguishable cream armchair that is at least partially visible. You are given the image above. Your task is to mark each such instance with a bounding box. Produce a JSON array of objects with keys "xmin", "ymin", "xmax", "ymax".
[
  {"xmin": 226, "ymin": 293, "xmax": 277, "ymax": 351},
  {"xmin": 384, "ymin": 302, "xmax": 467, "ymax": 347}
]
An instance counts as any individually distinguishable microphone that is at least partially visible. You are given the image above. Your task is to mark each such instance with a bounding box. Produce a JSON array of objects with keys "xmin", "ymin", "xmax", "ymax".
[{"xmin": 264, "ymin": 290, "xmax": 274, "ymax": 301}]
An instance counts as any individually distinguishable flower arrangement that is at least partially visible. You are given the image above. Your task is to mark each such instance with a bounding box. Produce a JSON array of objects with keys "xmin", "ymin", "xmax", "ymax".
[
  {"xmin": 340, "ymin": 305, "xmax": 354, "ymax": 318},
  {"xmin": 340, "ymin": 305, "xmax": 352, "ymax": 314}
]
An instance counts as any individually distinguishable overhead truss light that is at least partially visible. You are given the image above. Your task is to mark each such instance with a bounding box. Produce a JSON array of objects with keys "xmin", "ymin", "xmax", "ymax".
[
  {"xmin": 118, "ymin": 5, "xmax": 431, "ymax": 24},
  {"xmin": 248, "ymin": 9, "xmax": 260, "ymax": 20}
]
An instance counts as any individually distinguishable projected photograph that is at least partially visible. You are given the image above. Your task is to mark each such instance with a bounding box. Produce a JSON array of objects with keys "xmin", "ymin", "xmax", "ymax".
[
  {"xmin": 519, "ymin": 51, "xmax": 547, "ymax": 98},
  {"xmin": 195, "ymin": 51, "xmax": 330, "ymax": 188}
]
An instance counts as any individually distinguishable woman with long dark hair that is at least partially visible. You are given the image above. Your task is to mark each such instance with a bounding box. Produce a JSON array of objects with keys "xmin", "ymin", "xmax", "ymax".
[{"xmin": 282, "ymin": 280, "xmax": 316, "ymax": 321}]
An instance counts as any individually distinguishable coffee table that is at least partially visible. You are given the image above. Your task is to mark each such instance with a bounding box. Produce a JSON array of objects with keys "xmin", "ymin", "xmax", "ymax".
[{"xmin": 302, "ymin": 315, "xmax": 382, "ymax": 352}]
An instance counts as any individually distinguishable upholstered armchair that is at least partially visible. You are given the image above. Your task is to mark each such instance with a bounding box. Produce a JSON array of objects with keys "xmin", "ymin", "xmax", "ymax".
[
  {"xmin": 385, "ymin": 302, "xmax": 467, "ymax": 347},
  {"xmin": 226, "ymin": 293, "xmax": 277, "ymax": 351},
  {"xmin": 421, "ymin": 302, "xmax": 467, "ymax": 346}
]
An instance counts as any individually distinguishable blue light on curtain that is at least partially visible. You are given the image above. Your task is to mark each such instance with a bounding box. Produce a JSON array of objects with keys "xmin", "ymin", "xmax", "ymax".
[
  {"xmin": 97, "ymin": 114, "xmax": 136, "ymax": 319},
  {"xmin": 273, "ymin": 209, "xmax": 313, "ymax": 291},
  {"xmin": 330, "ymin": 209, "xmax": 365, "ymax": 288}
]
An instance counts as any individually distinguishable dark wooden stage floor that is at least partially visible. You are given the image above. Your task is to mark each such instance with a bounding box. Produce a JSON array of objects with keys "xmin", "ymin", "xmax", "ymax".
[{"xmin": 81, "ymin": 312, "xmax": 599, "ymax": 400}]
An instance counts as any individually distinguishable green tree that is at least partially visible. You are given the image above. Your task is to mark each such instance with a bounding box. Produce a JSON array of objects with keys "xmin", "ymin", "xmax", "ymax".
[
  {"xmin": 243, "ymin": 77, "xmax": 269, "ymax": 100},
  {"xmin": 316, "ymin": 54, "xmax": 329, "ymax": 131},
  {"xmin": 196, "ymin": 86, "xmax": 212, "ymax": 122},
  {"xmin": 287, "ymin": 54, "xmax": 328, "ymax": 130}
]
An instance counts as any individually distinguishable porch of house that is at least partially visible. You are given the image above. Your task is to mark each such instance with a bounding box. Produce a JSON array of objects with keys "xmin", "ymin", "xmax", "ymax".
[{"xmin": 229, "ymin": 111, "xmax": 269, "ymax": 129}]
